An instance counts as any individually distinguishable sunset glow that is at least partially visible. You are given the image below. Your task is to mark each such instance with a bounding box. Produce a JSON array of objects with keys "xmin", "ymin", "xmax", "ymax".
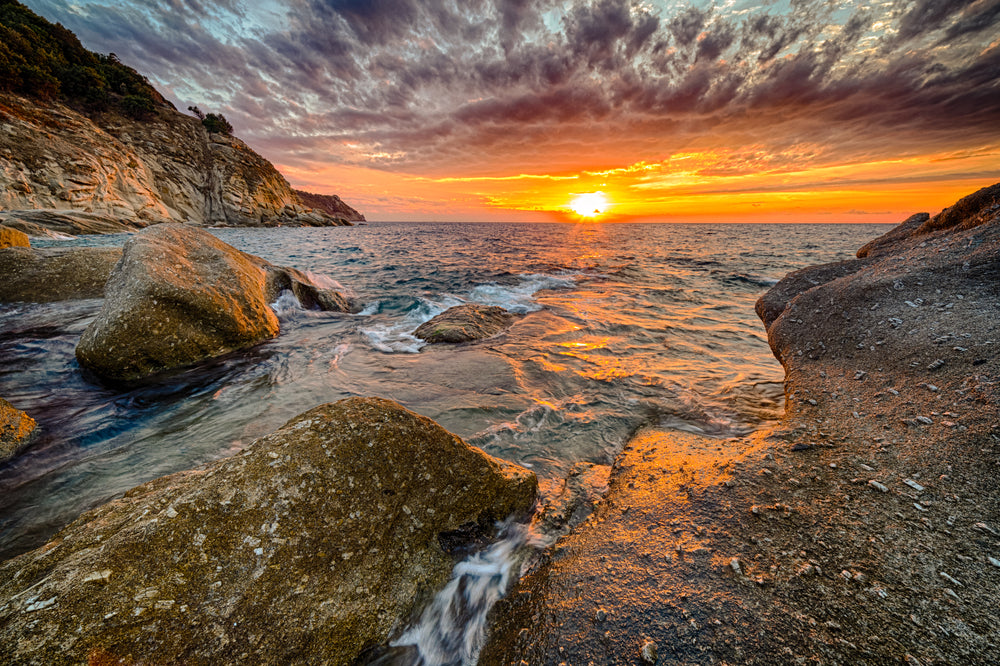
[
  {"xmin": 569, "ymin": 192, "xmax": 610, "ymax": 218},
  {"xmin": 34, "ymin": 0, "xmax": 1000, "ymax": 222}
]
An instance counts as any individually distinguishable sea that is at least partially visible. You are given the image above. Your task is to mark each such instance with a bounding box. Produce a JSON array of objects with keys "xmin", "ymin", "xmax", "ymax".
[{"xmin": 0, "ymin": 221, "xmax": 890, "ymax": 659}]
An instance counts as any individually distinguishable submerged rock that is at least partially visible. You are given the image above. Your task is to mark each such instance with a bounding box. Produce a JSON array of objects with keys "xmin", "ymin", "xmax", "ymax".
[
  {"xmin": 0, "ymin": 397, "xmax": 536, "ymax": 664},
  {"xmin": 0, "ymin": 397, "xmax": 36, "ymax": 463},
  {"xmin": 0, "ymin": 246, "xmax": 122, "ymax": 302},
  {"xmin": 415, "ymin": 304, "xmax": 515, "ymax": 343},
  {"xmin": 0, "ymin": 226, "xmax": 30, "ymax": 248}
]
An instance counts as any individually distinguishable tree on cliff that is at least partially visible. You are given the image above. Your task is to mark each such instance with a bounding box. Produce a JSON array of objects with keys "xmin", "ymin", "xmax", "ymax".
[
  {"xmin": 201, "ymin": 112, "xmax": 234, "ymax": 135},
  {"xmin": 0, "ymin": 0, "xmax": 166, "ymax": 118}
]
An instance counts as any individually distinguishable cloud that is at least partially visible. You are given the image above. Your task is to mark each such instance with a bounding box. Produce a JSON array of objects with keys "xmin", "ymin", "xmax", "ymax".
[{"xmin": 21, "ymin": 0, "xmax": 1000, "ymax": 180}]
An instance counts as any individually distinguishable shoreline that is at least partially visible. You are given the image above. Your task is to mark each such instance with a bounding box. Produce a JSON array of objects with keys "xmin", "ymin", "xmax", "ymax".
[{"xmin": 481, "ymin": 185, "xmax": 1000, "ymax": 665}]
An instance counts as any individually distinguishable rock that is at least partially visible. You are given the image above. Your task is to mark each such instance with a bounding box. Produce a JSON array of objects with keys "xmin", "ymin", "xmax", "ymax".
[
  {"xmin": 0, "ymin": 397, "xmax": 536, "ymax": 665},
  {"xmin": 293, "ymin": 189, "xmax": 365, "ymax": 222},
  {"xmin": 856, "ymin": 212, "xmax": 930, "ymax": 258},
  {"xmin": 640, "ymin": 638, "xmax": 659, "ymax": 664},
  {"xmin": 0, "ymin": 397, "xmax": 36, "ymax": 463},
  {"xmin": 73, "ymin": 225, "xmax": 270, "ymax": 381},
  {"xmin": 0, "ymin": 209, "xmax": 143, "ymax": 236},
  {"xmin": 0, "ymin": 226, "xmax": 30, "ymax": 248},
  {"xmin": 755, "ymin": 259, "xmax": 871, "ymax": 329},
  {"xmin": 257, "ymin": 262, "xmax": 351, "ymax": 313},
  {"xmin": 415, "ymin": 304, "xmax": 515, "ymax": 343},
  {"xmin": 0, "ymin": 90, "xmax": 364, "ymax": 229},
  {"xmin": 0, "ymin": 246, "xmax": 121, "ymax": 302}
]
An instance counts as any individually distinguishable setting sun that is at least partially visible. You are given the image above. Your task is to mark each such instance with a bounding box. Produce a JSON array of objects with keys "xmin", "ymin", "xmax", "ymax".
[{"xmin": 570, "ymin": 191, "xmax": 610, "ymax": 218}]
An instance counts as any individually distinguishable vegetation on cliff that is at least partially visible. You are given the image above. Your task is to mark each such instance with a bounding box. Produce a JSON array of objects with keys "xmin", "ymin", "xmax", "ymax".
[{"xmin": 0, "ymin": 0, "xmax": 166, "ymax": 118}]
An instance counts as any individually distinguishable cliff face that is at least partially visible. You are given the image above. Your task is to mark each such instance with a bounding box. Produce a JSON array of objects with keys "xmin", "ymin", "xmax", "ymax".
[{"xmin": 0, "ymin": 93, "xmax": 361, "ymax": 229}]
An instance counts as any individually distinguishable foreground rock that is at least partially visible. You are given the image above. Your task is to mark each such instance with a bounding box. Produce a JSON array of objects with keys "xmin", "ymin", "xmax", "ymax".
[
  {"xmin": 0, "ymin": 226, "xmax": 30, "ymax": 248},
  {"xmin": 0, "ymin": 397, "xmax": 36, "ymax": 463},
  {"xmin": 0, "ymin": 246, "xmax": 122, "ymax": 302},
  {"xmin": 75, "ymin": 224, "xmax": 348, "ymax": 382},
  {"xmin": 483, "ymin": 183, "xmax": 1000, "ymax": 665},
  {"xmin": 0, "ymin": 397, "xmax": 537, "ymax": 664},
  {"xmin": 415, "ymin": 304, "xmax": 515, "ymax": 343}
]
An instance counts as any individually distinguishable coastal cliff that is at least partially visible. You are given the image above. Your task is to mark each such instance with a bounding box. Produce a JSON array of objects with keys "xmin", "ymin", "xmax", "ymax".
[
  {"xmin": 482, "ymin": 183, "xmax": 1000, "ymax": 665},
  {"xmin": 0, "ymin": 93, "xmax": 363, "ymax": 230},
  {"xmin": 0, "ymin": 2, "xmax": 363, "ymax": 232}
]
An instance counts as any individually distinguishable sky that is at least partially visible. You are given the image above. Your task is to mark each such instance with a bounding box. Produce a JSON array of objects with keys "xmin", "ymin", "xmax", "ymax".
[{"xmin": 24, "ymin": 0, "xmax": 1000, "ymax": 222}]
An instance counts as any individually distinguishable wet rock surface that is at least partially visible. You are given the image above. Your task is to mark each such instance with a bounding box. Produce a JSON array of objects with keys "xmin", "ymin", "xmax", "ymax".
[
  {"xmin": 0, "ymin": 246, "xmax": 122, "ymax": 302},
  {"xmin": 483, "ymin": 183, "xmax": 1000, "ymax": 665},
  {"xmin": 0, "ymin": 397, "xmax": 36, "ymax": 463},
  {"xmin": 74, "ymin": 224, "xmax": 349, "ymax": 382},
  {"xmin": 415, "ymin": 304, "xmax": 515, "ymax": 343},
  {"xmin": 0, "ymin": 226, "xmax": 30, "ymax": 248},
  {"xmin": 0, "ymin": 397, "xmax": 537, "ymax": 665}
]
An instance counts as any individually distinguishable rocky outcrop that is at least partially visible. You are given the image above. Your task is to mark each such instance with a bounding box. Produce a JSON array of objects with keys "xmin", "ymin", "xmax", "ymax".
[
  {"xmin": 0, "ymin": 397, "xmax": 537, "ymax": 665},
  {"xmin": 0, "ymin": 246, "xmax": 122, "ymax": 302},
  {"xmin": 293, "ymin": 189, "xmax": 366, "ymax": 222},
  {"xmin": 415, "ymin": 304, "xmax": 515, "ymax": 343},
  {"xmin": 0, "ymin": 210, "xmax": 144, "ymax": 237},
  {"xmin": 484, "ymin": 184, "xmax": 1000, "ymax": 666},
  {"xmin": 0, "ymin": 226, "xmax": 30, "ymax": 248},
  {"xmin": 74, "ymin": 224, "xmax": 349, "ymax": 381},
  {"xmin": 0, "ymin": 93, "xmax": 362, "ymax": 232},
  {"xmin": 0, "ymin": 397, "xmax": 36, "ymax": 463}
]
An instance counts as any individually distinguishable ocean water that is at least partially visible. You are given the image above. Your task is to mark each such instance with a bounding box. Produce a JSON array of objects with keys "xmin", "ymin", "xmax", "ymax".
[{"xmin": 0, "ymin": 221, "xmax": 889, "ymax": 562}]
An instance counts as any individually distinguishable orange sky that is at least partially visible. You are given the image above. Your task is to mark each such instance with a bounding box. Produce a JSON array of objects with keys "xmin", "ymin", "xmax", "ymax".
[{"xmin": 34, "ymin": 0, "xmax": 1000, "ymax": 222}]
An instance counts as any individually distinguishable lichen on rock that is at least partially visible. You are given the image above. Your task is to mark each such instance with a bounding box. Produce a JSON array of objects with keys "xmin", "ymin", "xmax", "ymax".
[
  {"xmin": 0, "ymin": 397, "xmax": 536, "ymax": 665},
  {"xmin": 0, "ymin": 397, "xmax": 36, "ymax": 463}
]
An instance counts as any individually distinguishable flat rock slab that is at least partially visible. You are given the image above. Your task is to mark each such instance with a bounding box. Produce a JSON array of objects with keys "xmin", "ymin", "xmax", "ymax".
[
  {"xmin": 0, "ymin": 210, "xmax": 144, "ymax": 236},
  {"xmin": 0, "ymin": 397, "xmax": 536, "ymax": 665},
  {"xmin": 0, "ymin": 246, "xmax": 122, "ymax": 302},
  {"xmin": 415, "ymin": 304, "xmax": 515, "ymax": 343},
  {"xmin": 0, "ymin": 397, "xmax": 36, "ymax": 463}
]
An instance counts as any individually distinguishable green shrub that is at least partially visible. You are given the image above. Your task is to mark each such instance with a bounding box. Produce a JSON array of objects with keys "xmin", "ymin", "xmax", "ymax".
[{"xmin": 202, "ymin": 112, "xmax": 233, "ymax": 135}]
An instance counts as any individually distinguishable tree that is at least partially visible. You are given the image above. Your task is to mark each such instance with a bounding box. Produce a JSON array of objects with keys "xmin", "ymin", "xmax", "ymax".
[{"xmin": 201, "ymin": 112, "xmax": 233, "ymax": 135}]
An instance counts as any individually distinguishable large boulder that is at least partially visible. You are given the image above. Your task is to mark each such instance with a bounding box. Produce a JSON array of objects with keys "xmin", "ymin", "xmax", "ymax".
[
  {"xmin": 0, "ymin": 397, "xmax": 36, "ymax": 463},
  {"xmin": 0, "ymin": 246, "xmax": 122, "ymax": 302},
  {"xmin": 0, "ymin": 226, "xmax": 30, "ymax": 248},
  {"xmin": 415, "ymin": 304, "xmax": 515, "ymax": 343},
  {"xmin": 74, "ymin": 224, "xmax": 288, "ymax": 381},
  {"xmin": 0, "ymin": 397, "xmax": 537, "ymax": 664}
]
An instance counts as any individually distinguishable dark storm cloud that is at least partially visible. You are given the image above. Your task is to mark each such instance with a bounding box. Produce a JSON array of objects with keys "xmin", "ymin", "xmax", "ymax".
[{"xmin": 22, "ymin": 0, "xmax": 1000, "ymax": 174}]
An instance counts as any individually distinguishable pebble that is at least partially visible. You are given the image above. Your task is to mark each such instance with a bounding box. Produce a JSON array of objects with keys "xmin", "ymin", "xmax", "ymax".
[
  {"xmin": 927, "ymin": 359, "xmax": 945, "ymax": 371},
  {"xmin": 974, "ymin": 522, "xmax": 998, "ymax": 536},
  {"xmin": 595, "ymin": 608, "xmax": 607, "ymax": 621},
  {"xmin": 854, "ymin": 370, "xmax": 867, "ymax": 380},
  {"xmin": 730, "ymin": 557, "xmax": 742, "ymax": 575},
  {"xmin": 905, "ymin": 654, "xmax": 923, "ymax": 666},
  {"xmin": 939, "ymin": 571, "xmax": 962, "ymax": 587},
  {"xmin": 640, "ymin": 639, "xmax": 658, "ymax": 664},
  {"xmin": 859, "ymin": 463, "xmax": 874, "ymax": 472},
  {"xmin": 915, "ymin": 416, "xmax": 933, "ymax": 425},
  {"xmin": 913, "ymin": 503, "xmax": 927, "ymax": 512},
  {"xmin": 903, "ymin": 479, "xmax": 925, "ymax": 492},
  {"xmin": 868, "ymin": 480, "xmax": 889, "ymax": 493},
  {"xmin": 988, "ymin": 557, "xmax": 1000, "ymax": 569},
  {"xmin": 807, "ymin": 399, "xmax": 818, "ymax": 406}
]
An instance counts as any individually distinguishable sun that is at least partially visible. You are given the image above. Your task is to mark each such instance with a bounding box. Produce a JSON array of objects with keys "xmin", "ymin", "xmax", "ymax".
[{"xmin": 569, "ymin": 191, "xmax": 610, "ymax": 218}]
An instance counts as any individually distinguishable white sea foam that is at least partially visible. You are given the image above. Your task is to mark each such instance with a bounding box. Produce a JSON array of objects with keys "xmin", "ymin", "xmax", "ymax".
[
  {"xmin": 468, "ymin": 272, "xmax": 577, "ymax": 313},
  {"xmin": 360, "ymin": 294, "xmax": 463, "ymax": 353},
  {"xmin": 269, "ymin": 290, "xmax": 305, "ymax": 318},
  {"xmin": 306, "ymin": 270, "xmax": 354, "ymax": 297},
  {"xmin": 392, "ymin": 522, "xmax": 537, "ymax": 665}
]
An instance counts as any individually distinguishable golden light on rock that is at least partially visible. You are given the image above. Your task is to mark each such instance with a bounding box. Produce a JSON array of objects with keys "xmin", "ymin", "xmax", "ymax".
[{"xmin": 569, "ymin": 191, "xmax": 609, "ymax": 218}]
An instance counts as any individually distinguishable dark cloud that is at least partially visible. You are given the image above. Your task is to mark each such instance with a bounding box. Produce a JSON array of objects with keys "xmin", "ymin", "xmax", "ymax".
[{"xmin": 20, "ymin": 0, "xmax": 1000, "ymax": 176}]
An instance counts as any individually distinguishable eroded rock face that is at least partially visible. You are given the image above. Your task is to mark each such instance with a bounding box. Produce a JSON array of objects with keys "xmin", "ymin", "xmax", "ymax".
[
  {"xmin": 0, "ymin": 397, "xmax": 537, "ymax": 665},
  {"xmin": 0, "ymin": 93, "xmax": 362, "ymax": 230},
  {"xmin": 757, "ymin": 182, "xmax": 999, "ymax": 417},
  {"xmin": 0, "ymin": 397, "xmax": 36, "ymax": 463},
  {"xmin": 0, "ymin": 246, "xmax": 122, "ymax": 302},
  {"xmin": 0, "ymin": 210, "xmax": 144, "ymax": 237},
  {"xmin": 0, "ymin": 226, "xmax": 30, "ymax": 248},
  {"xmin": 415, "ymin": 304, "xmax": 515, "ymax": 343}
]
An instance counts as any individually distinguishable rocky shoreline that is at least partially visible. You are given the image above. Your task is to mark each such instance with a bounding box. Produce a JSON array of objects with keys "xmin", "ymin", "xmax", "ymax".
[
  {"xmin": 0, "ymin": 184, "xmax": 996, "ymax": 664},
  {"xmin": 481, "ymin": 184, "xmax": 1000, "ymax": 665}
]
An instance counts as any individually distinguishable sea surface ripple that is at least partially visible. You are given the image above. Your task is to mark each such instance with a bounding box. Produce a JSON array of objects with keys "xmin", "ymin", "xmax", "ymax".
[{"xmin": 0, "ymin": 221, "xmax": 890, "ymax": 559}]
